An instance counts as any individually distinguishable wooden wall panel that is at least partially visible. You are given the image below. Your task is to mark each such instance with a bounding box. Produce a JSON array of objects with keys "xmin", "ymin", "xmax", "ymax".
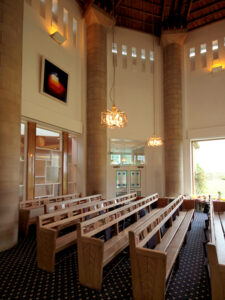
[
  {"xmin": 26, "ymin": 122, "xmax": 36, "ymax": 200},
  {"xmin": 62, "ymin": 132, "xmax": 68, "ymax": 195}
]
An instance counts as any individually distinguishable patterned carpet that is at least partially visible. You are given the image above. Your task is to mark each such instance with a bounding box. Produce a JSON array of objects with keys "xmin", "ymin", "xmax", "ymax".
[{"xmin": 0, "ymin": 212, "xmax": 211, "ymax": 300}]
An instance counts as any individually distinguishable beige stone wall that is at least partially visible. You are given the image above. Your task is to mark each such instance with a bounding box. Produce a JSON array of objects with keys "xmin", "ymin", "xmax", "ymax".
[{"xmin": 0, "ymin": 0, "xmax": 23, "ymax": 251}]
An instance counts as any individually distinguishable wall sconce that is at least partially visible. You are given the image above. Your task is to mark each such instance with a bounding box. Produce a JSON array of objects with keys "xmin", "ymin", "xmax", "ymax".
[
  {"xmin": 50, "ymin": 31, "xmax": 66, "ymax": 45},
  {"xmin": 211, "ymin": 64, "xmax": 223, "ymax": 73}
]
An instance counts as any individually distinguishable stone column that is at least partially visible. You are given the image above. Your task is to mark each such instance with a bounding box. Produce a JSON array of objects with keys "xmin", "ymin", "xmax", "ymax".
[
  {"xmin": 85, "ymin": 7, "xmax": 112, "ymax": 197},
  {"xmin": 0, "ymin": 0, "xmax": 23, "ymax": 251},
  {"xmin": 161, "ymin": 31, "xmax": 187, "ymax": 197}
]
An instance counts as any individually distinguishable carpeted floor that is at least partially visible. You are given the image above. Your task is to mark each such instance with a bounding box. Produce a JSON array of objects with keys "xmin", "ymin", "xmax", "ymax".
[{"xmin": 0, "ymin": 212, "xmax": 211, "ymax": 300}]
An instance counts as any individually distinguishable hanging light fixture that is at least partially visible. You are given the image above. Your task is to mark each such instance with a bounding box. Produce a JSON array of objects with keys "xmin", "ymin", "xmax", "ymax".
[
  {"xmin": 101, "ymin": 0, "xmax": 128, "ymax": 129},
  {"xmin": 147, "ymin": 0, "xmax": 162, "ymax": 147}
]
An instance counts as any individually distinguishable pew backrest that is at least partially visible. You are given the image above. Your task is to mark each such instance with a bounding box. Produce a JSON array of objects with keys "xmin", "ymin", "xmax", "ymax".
[{"xmin": 38, "ymin": 192, "xmax": 138, "ymax": 229}]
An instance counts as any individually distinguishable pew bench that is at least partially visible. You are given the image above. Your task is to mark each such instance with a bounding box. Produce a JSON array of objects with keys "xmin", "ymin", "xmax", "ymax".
[
  {"xmin": 19, "ymin": 192, "xmax": 80, "ymax": 236},
  {"xmin": 207, "ymin": 200, "xmax": 225, "ymax": 300},
  {"xmin": 37, "ymin": 193, "xmax": 137, "ymax": 272},
  {"xmin": 77, "ymin": 194, "xmax": 168, "ymax": 290},
  {"xmin": 129, "ymin": 196, "xmax": 195, "ymax": 300}
]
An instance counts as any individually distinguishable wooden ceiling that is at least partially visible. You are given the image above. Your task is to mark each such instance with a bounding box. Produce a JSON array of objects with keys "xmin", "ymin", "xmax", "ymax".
[{"xmin": 76, "ymin": 0, "xmax": 225, "ymax": 36}]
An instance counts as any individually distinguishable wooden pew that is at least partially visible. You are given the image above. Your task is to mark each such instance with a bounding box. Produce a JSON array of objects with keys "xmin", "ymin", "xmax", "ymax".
[
  {"xmin": 129, "ymin": 196, "xmax": 195, "ymax": 300},
  {"xmin": 77, "ymin": 194, "xmax": 169, "ymax": 290},
  {"xmin": 45, "ymin": 194, "xmax": 103, "ymax": 213},
  {"xmin": 207, "ymin": 200, "xmax": 225, "ymax": 300},
  {"xmin": 19, "ymin": 193, "xmax": 80, "ymax": 236},
  {"xmin": 37, "ymin": 192, "xmax": 137, "ymax": 272}
]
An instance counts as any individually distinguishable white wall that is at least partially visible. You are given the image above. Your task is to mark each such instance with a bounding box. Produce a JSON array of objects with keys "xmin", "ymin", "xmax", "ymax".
[
  {"xmin": 106, "ymin": 27, "xmax": 165, "ymax": 198},
  {"xmin": 22, "ymin": 0, "xmax": 86, "ymax": 195},
  {"xmin": 22, "ymin": 0, "xmax": 83, "ymax": 133},
  {"xmin": 183, "ymin": 20, "xmax": 225, "ymax": 195}
]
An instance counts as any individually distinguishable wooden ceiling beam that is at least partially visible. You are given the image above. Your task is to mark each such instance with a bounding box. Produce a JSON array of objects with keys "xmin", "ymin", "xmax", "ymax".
[
  {"xmin": 188, "ymin": 13, "xmax": 225, "ymax": 30},
  {"xmin": 188, "ymin": 7, "xmax": 225, "ymax": 24},
  {"xmin": 191, "ymin": 0, "xmax": 225, "ymax": 14},
  {"xmin": 119, "ymin": 4, "xmax": 160, "ymax": 18},
  {"xmin": 186, "ymin": 0, "xmax": 193, "ymax": 19}
]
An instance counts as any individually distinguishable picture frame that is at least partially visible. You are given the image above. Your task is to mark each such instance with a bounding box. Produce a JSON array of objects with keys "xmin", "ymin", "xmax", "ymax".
[{"xmin": 41, "ymin": 57, "xmax": 68, "ymax": 103}]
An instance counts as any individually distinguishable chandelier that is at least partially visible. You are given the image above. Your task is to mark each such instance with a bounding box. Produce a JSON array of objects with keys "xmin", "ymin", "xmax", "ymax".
[
  {"xmin": 147, "ymin": 134, "xmax": 163, "ymax": 147},
  {"xmin": 147, "ymin": 1, "xmax": 162, "ymax": 147},
  {"xmin": 101, "ymin": 105, "xmax": 127, "ymax": 128},
  {"xmin": 101, "ymin": 1, "xmax": 127, "ymax": 129}
]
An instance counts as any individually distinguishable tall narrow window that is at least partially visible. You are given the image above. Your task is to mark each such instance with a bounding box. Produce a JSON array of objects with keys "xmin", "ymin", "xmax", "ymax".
[
  {"xmin": 141, "ymin": 49, "xmax": 146, "ymax": 72},
  {"xmin": 150, "ymin": 50, "xmax": 154, "ymax": 73},
  {"xmin": 200, "ymin": 43, "xmax": 207, "ymax": 68},
  {"xmin": 40, "ymin": 0, "xmax": 46, "ymax": 18},
  {"xmin": 35, "ymin": 127, "xmax": 62, "ymax": 198},
  {"xmin": 52, "ymin": 0, "xmax": 58, "ymax": 25},
  {"xmin": 132, "ymin": 47, "xmax": 137, "ymax": 66},
  {"xmin": 19, "ymin": 123, "xmax": 26, "ymax": 201},
  {"xmin": 63, "ymin": 8, "xmax": 69, "ymax": 39},
  {"xmin": 73, "ymin": 18, "xmax": 77, "ymax": 47},
  {"xmin": 112, "ymin": 43, "xmax": 118, "ymax": 66},
  {"xmin": 212, "ymin": 40, "xmax": 219, "ymax": 60},
  {"xmin": 122, "ymin": 45, "xmax": 127, "ymax": 69},
  {"xmin": 189, "ymin": 47, "xmax": 195, "ymax": 71}
]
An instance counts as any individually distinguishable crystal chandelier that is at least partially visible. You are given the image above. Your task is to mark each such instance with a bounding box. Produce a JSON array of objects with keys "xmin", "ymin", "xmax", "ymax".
[
  {"xmin": 101, "ymin": 105, "xmax": 127, "ymax": 128},
  {"xmin": 147, "ymin": 2, "xmax": 162, "ymax": 147},
  {"xmin": 101, "ymin": 1, "xmax": 127, "ymax": 129},
  {"xmin": 147, "ymin": 134, "xmax": 163, "ymax": 147}
]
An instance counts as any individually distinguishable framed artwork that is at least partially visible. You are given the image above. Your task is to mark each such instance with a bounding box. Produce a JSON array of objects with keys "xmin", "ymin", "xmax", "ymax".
[{"xmin": 41, "ymin": 57, "xmax": 68, "ymax": 103}]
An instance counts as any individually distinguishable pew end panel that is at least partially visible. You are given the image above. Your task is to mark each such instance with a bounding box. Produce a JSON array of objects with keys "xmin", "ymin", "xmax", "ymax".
[
  {"xmin": 157, "ymin": 198, "xmax": 169, "ymax": 208},
  {"xmin": 207, "ymin": 243, "xmax": 225, "ymax": 300},
  {"xmin": 19, "ymin": 209, "xmax": 30, "ymax": 236},
  {"xmin": 77, "ymin": 224, "xmax": 104, "ymax": 290},
  {"xmin": 182, "ymin": 199, "xmax": 195, "ymax": 210},
  {"xmin": 129, "ymin": 231, "xmax": 166, "ymax": 300},
  {"xmin": 37, "ymin": 227, "xmax": 57, "ymax": 272},
  {"xmin": 213, "ymin": 201, "xmax": 225, "ymax": 212}
]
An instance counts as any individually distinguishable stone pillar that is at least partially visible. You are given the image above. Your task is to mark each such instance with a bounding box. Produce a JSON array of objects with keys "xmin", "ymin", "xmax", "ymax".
[
  {"xmin": 161, "ymin": 31, "xmax": 187, "ymax": 197},
  {"xmin": 85, "ymin": 7, "xmax": 112, "ymax": 197},
  {"xmin": 0, "ymin": 0, "xmax": 23, "ymax": 251}
]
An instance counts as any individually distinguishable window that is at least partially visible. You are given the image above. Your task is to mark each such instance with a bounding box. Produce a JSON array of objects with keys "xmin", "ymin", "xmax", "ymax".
[
  {"xmin": 122, "ymin": 45, "xmax": 127, "ymax": 56},
  {"xmin": 141, "ymin": 49, "xmax": 146, "ymax": 60},
  {"xmin": 189, "ymin": 48, "xmax": 196, "ymax": 71},
  {"xmin": 111, "ymin": 154, "xmax": 121, "ymax": 165},
  {"xmin": 73, "ymin": 18, "xmax": 77, "ymax": 47},
  {"xmin": 192, "ymin": 139, "xmax": 225, "ymax": 199},
  {"xmin": 150, "ymin": 50, "xmax": 154, "ymax": 61},
  {"xmin": 19, "ymin": 123, "xmax": 26, "ymax": 201},
  {"xmin": 131, "ymin": 47, "xmax": 137, "ymax": 58},
  {"xmin": 63, "ymin": 8, "xmax": 69, "ymax": 39},
  {"xmin": 200, "ymin": 44, "xmax": 207, "ymax": 68},
  {"xmin": 189, "ymin": 47, "xmax": 195, "ymax": 58},
  {"xmin": 68, "ymin": 135, "xmax": 77, "ymax": 194},
  {"xmin": 200, "ymin": 44, "xmax": 206, "ymax": 54},
  {"xmin": 52, "ymin": 0, "xmax": 58, "ymax": 25},
  {"xmin": 35, "ymin": 127, "xmax": 62, "ymax": 198},
  {"xmin": 112, "ymin": 43, "xmax": 118, "ymax": 54},
  {"xmin": 122, "ymin": 45, "xmax": 127, "ymax": 69},
  {"xmin": 40, "ymin": 0, "xmax": 46, "ymax": 18},
  {"xmin": 212, "ymin": 40, "xmax": 219, "ymax": 60}
]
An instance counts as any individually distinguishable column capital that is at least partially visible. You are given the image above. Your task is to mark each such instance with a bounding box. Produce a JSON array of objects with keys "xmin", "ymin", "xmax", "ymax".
[
  {"xmin": 161, "ymin": 29, "xmax": 187, "ymax": 47},
  {"xmin": 85, "ymin": 5, "xmax": 113, "ymax": 28}
]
